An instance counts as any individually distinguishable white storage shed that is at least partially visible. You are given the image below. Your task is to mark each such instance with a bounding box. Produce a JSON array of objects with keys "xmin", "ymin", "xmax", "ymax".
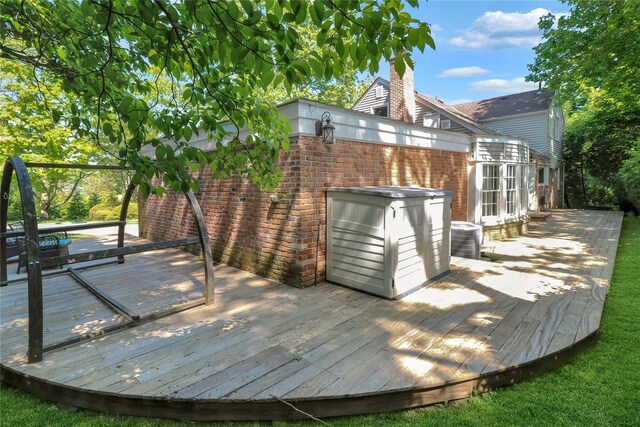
[{"xmin": 326, "ymin": 187, "xmax": 452, "ymax": 299}]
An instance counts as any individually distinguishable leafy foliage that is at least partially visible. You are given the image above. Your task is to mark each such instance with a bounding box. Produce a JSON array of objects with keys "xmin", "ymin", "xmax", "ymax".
[
  {"xmin": 0, "ymin": 59, "xmax": 107, "ymax": 217},
  {"xmin": 0, "ymin": 0, "xmax": 434, "ymax": 196},
  {"xmin": 85, "ymin": 193, "xmax": 101, "ymax": 211},
  {"xmin": 616, "ymin": 140, "xmax": 640, "ymax": 212},
  {"xmin": 88, "ymin": 202, "xmax": 137, "ymax": 221},
  {"xmin": 528, "ymin": 0, "xmax": 640, "ymax": 209},
  {"xmin": 64, "ymin": 192, "xmax": 88, "ymax": 220}
]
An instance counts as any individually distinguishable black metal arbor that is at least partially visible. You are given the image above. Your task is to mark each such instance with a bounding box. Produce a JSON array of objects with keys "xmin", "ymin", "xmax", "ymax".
[{"xmin": 0, "ymin": 157, "xmax": 214, "ymax": 363}]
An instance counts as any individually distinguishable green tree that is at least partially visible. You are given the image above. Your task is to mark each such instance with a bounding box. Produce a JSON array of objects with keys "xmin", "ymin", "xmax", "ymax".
[
  {"xmin": 255, "ymin": 25, "xmax": 372, "ymax": 107},
  {"xmin": 528, "ymin": 0, "xmax": 640, "ymax": 209},
  {"xmin": 0, "ymin": 59, "xmax": 107, "ymax": 218},
  {"xmin": 64, "ymin": 191, "xmax": 88, "ymax": 220},
  {"xmin": 85, "ymin": 193, "xmax": 101, "ymax": 211},
  {"xmin": 0, "ymin": 0, "xmax": 434, "ymax": 197}
]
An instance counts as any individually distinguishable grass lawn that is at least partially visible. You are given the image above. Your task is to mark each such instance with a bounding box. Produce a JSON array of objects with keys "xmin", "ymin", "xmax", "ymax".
[{"xmin": 1, "ymin": 217, "xmax": 639, "ymax": 427}]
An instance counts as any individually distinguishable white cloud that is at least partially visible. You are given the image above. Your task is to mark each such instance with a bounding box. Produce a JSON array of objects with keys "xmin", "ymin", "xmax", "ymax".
[
  {"xmin": 450, "ymin": 8, "xmax": 557, "ymax": 49},
  {"xmin": 430, "ymin": 23, "xmax": 442, "ymax": 33},
  {"xmin": 468, "ymin": 77, "xmax": 539, "ymax": 93},
  {"xmin": 438, "ymin": 66, "xmax": 490, "ymax": 78}
]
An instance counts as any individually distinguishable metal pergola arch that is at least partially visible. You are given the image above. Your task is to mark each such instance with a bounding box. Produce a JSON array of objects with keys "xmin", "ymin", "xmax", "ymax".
[{"xmin": 0, "ymin": 157, "xmax": 214, "ymax": 363}]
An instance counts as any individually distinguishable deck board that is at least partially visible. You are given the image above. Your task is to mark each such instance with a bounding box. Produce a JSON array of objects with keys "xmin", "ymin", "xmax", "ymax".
[{"xmin": 0, "ymin": 210, "xmax": 624, "ymax": 420}]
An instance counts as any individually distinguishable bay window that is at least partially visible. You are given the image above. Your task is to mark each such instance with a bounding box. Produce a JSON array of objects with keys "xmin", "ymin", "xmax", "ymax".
[{"xmin": 482, "ymin": 165, "xmax": 500, "ymax": 217}]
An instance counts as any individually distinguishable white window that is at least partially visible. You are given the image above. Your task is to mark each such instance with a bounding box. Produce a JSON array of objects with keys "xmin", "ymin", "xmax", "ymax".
[
  {"xmin": 482, "ymin": 165, "xmax": 500, "ymax": 217},
  {"xmin": 372, "ymin": 105, "xmax": 388, "ymax": 117},
  {"xmin": 423, "ymin": 113, "xmax": 439, "ymax": 128},
  {"xmin": 520, "ymin": 165, "xmax": 529, "ymax": 211},
  {"xmin": 375, "ymin": 85, "xmax": 383, "ymax": 99},
  {"xmin": 538, "ymin": 166, "xmax": 549, "ymax": 185},
  {"xmin": 506, "ymin": 165, "xmax": 517, "ymax": 215},
  {"xmin": 440, "ymin": 119, "xmax": 451, "ymax": 129}
]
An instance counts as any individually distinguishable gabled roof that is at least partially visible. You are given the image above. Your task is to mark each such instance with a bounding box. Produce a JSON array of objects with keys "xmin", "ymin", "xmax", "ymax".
[
  {"xmin": 455, "ymin": 90, "xmax": 555, "ymax": 121},
  {"xmin": 351, "ymin": 76, "xmax": 390, "ymax": 109},
  {"xmin": 414, "ymin": 93, "xmax": 500, "ymax": 135},
  {"xmin": 353, "ymin": 77, "xmax": 501, "ymax": 135}
]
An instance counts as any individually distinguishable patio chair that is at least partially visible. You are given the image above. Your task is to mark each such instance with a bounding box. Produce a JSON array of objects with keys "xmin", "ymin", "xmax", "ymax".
[
  {"xmin": 5, "ymin": 222, "xmax": 25, "ymax": 259},
  {"xmin": 14, "ymin": 222, "xmax": 72, "ymax": 274}
]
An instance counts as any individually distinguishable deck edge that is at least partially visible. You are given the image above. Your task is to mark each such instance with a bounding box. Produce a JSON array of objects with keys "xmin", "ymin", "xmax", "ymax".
[{"xmin": 1, "ymin": 330, "xmax": 599, "ymax": 421}]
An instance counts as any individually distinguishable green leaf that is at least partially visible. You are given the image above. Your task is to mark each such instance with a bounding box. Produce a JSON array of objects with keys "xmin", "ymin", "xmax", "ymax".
[
  {"xmin": 394, "ymin": 56, "xmax": 406, "ymax": 77},
  {"xmin": 240, "ymin": 0, "xmax": 254, "ymax": 16}
]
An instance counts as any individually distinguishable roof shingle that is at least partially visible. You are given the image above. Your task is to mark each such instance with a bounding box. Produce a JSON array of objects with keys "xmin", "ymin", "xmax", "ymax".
[{"xmin": 454, "ymin": 90, "xmax": 554, "ymax": 121}]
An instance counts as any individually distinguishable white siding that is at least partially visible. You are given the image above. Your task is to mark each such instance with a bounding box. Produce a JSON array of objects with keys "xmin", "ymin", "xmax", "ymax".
[
  {"xmin": 549, "ymin": 106, "xmax": 564, "ymax": 159},
  {"xmin": 483, "ymin": 112, "xmax": 550, "ymax": 156},
  {"xmin": 352, "ymin": 80, "xmax": 390, "ymax": 116},
  {"xmin": 328, "ymin": 198, "xmax": 386, "ymax": 293},
  {"xmin": 415, "ymin": 103, "xmax": 471, "ymax": 134}
]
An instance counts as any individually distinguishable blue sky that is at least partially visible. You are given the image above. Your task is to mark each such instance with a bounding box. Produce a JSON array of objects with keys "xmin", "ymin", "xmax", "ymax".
[{"xmin": 376, "ymin": 0, "xmax": 570, "ymax": 104}]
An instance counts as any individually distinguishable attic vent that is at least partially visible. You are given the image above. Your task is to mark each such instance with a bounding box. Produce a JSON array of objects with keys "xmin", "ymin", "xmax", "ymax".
[
  {"xmin": 375, "ymin": 85, "xmax": 383, "ymax": 99},
  {"xmin": 440, "ymin": 119, "xmax": 451, "ymax": 130}
]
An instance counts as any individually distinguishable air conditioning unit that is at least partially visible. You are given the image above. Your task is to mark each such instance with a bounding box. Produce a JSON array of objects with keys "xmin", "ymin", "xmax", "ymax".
[{"xmin": 440, "ymin": 119, "xmax": 451, "ymax": 130}]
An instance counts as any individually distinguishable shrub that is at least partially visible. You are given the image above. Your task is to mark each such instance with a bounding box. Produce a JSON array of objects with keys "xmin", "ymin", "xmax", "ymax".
[
  {"xmin": 65, "ymin": 192, "xmax": 88, "ymax": 220},
  {"xmin": 85, "ymin": 193, "xmax": 101, "ymax": 210},
  {"xmin": 88, "ymin": 203, "xmax": 138, "ymax": 221},
  {"xmin": 616, "ymin": 142, "xmax": 640, "ymax": 213}
]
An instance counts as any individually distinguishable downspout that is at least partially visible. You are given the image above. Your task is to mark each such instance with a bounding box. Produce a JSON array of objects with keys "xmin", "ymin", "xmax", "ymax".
[{"xmin": 314, "ymin": 223, "xmax": 320, "ymax": 286}]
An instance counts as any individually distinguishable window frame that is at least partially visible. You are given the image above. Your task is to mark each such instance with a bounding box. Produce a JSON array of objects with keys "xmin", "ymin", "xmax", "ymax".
[
  {"xmin": 481, "ymin": 164, "xmax": 501, "ymax": 219},
  {"xmin": 520, "ymin": 164, "xmax": 529, "ymax": 211},
  {"xmin": 479, "ymin": 162, "xmax": 527, "ymax": 223},
  {"xmin": 538, "ymin": 165, "xmax": 549, "ymax": 186},
  {"xmin": 505, "ymin": 165, "xmax": 517, "ymax": 215},
  {"xmin": 371, "ymin": 103, "xmax": 389, "ymax": 117},
  {"xmin": 423, "ymin": 113, "xmax": 440, "ymax": 128}
]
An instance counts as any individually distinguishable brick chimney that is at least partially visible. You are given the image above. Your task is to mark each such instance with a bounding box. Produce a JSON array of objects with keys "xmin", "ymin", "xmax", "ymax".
[{"xmin": 389, "ymin": 56, "xmax": 416, "ymax": 124}]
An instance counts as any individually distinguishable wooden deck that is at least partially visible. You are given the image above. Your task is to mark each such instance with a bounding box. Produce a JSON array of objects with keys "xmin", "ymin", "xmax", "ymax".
[{"xmin": 0, "ymin": 210, "xmax": 624, "ymax": 420}]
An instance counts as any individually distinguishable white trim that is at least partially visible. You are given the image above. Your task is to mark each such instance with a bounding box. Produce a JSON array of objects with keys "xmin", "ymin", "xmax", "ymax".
[{"xmin": 146, "ymin": 98, "xmax": 479, "ymax": 155}]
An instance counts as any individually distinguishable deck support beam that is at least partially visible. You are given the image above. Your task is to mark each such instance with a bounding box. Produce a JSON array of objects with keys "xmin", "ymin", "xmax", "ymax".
[{"xmin": 67, "ymin": 267, "xmax": 139, "ymax": 321}]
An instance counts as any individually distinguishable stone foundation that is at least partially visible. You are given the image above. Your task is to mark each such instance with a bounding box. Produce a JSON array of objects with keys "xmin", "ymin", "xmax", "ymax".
[{"xmin": 482, "ymin": 219, "xmax": 529, "ymax": 241}]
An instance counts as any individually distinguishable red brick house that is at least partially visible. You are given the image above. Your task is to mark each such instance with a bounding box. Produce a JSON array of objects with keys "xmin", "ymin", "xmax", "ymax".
[{"xmin": 139, "ymin": 62, "xmax": 557, "ymax": 287}]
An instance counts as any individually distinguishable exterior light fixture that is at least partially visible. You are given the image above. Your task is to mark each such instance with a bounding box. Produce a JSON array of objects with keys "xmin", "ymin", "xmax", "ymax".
[{"xmin": 315, "ymin": 111, "xmax": 335, "ymax": 144}]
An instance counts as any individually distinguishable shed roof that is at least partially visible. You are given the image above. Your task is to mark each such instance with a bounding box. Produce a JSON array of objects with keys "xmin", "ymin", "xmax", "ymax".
[
  {"xmin": 327, "ymin": 186, "xmax": 452, "ymax": 198},
  {"xmin": 455, "ymin": 90, "xmax": 555, "ymax": 121}
]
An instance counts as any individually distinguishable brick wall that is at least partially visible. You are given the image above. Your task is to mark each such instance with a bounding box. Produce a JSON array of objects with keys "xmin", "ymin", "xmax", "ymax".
[
  {"xmin": 531, "ymin": 153, "xmax": 562, "ymax": 209},
  {"xmin": 139, "ymin": 136, "xmax": 468, "ymax": 288}
]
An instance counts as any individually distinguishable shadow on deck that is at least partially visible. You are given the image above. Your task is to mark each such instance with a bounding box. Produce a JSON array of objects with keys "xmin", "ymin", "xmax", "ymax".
[{"xmin": 0, "ymin": 210, "xmax": 624, "ymax": 421}]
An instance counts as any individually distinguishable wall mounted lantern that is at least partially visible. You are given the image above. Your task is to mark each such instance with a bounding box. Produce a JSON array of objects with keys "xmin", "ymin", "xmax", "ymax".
[{"xmin": 315, "ymin": 111, "xmax": 335, "ymax": 144}]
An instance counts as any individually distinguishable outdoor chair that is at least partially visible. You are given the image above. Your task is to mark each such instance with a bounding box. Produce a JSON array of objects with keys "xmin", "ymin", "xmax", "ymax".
[
  {"xmin": 5, "ymin": 222, "xmax": 25, "ymax": 259},
  {"xmin": 12, "ymin": 222, "xmax": 72, "ymax": 274}
]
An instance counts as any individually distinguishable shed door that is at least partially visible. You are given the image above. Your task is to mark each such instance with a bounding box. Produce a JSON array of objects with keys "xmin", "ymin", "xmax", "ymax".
[
  {"xmin": 327, "ymin": 197, "xmax": 387, "ymax": 295},
  {"xmin": 393, "ymin": 201, "xmax": 427, "ymax": 295},
  {"xmin": 426, "ymin": 198, "xmax": 449, "ymax": 278}
]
